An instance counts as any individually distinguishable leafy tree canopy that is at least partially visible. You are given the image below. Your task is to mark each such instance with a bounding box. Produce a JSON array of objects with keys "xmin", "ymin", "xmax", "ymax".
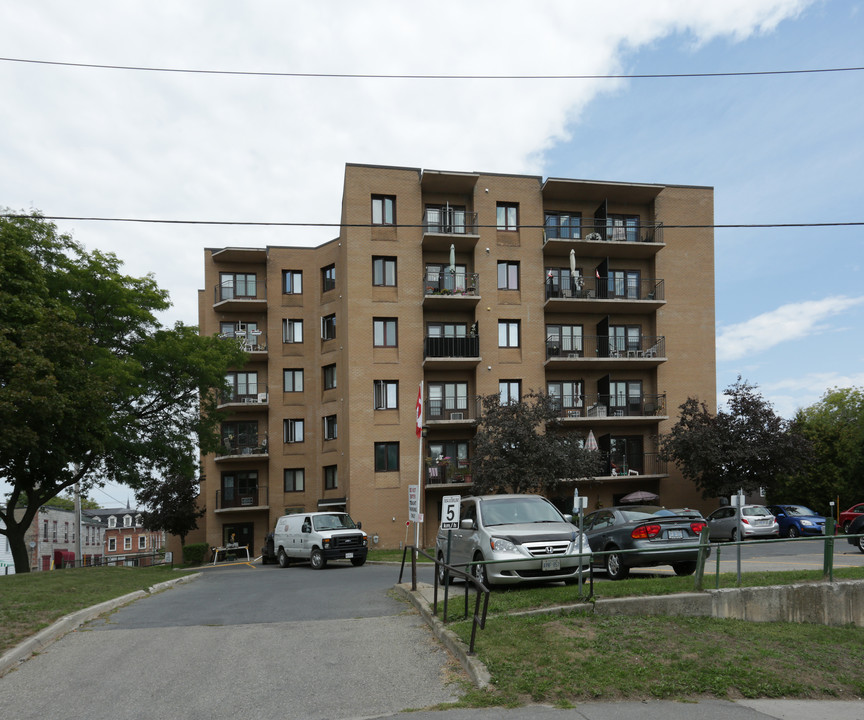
[
  {"xmin": 660, "ymin": 377, "xmax": 812, "ymax": 500},
  {"xmin": 136, "ymin": 474, "xmax": 205, "ymax": 548},
  {"xmin": 0, "ymin": 212, "xmax": 246, "ymax": 571},
  {"xmin": 471, "ymin": 391, "xmax": 603, "ymax": 496}
]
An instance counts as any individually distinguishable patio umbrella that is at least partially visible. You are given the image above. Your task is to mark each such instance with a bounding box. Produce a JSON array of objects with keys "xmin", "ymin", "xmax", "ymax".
[
  {"xmin": 585, "ymin": 429, "xmax": 598, "ymax": 451},
  {"xmin": 449, "ymin": 243, "xmax": 456, "ymax": 275},
  {"xmin": 620, "ymin": 490, "xmax": 659, "ymax": 504}
]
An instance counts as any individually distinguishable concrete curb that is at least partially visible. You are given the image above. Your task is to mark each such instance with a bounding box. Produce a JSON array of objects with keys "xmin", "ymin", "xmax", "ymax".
[
  {"xmin": 0, "ymin": 571, "xmax": 200, "ymax": 677},
  {"xmin": 394, "ymin": 582, "xmax": 492, "ymax": 690}
]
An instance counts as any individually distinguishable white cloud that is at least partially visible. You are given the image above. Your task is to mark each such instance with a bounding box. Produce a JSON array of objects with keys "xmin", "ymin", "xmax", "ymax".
[{"xmin": 716, "ymin": 296, "xmax": 864, "ymax": 362}]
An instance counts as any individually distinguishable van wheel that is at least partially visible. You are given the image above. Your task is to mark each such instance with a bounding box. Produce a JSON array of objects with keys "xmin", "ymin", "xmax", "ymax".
[
  {"xmin": 277, "ymin": 549, "xmax": 290, "ymax": 568},
  {"xmin": 437, "ymin": 553, "xmax": 450, "ymax": 585},
  {"xmin": 310, "ymin": 548, "xmax": 327, "ymax": 570},
  {"xmin": 351, "ymin": 556, "xmax": 366, "ymax": 567},
  {"xmin": 471, "ymin": 552, "xmax": 490, "ymax": 588}
]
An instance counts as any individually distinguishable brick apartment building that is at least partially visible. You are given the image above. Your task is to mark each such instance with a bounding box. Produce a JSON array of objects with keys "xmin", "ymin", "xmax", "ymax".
[
  {"xmin": 11, "ymin": 504, "xmax": 103, "ymax": 571},
  {"xmin": 194, "ymin": 163, "xmax": 716, "ymax": 555},
  {"xmin": 85, "ymin": 508, "xmax": 165, "ymax": 564}
]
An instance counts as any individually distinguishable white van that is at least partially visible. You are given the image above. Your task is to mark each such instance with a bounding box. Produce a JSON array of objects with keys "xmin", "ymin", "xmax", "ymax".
[{"xmin": 272, "ymin": 511, "xmax": 368, "ymax": 569}]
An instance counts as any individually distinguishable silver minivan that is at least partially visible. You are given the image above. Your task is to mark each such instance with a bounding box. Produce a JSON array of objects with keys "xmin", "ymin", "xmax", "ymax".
[{"xmin": 435, "ymin": 494, "xmax": 590, "ymax": 587}]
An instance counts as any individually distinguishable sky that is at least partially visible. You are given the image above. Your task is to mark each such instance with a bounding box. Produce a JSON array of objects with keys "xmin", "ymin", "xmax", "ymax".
[{"xmin": 2, "ymin": 0, "xmax": 863, "ymax": 507}]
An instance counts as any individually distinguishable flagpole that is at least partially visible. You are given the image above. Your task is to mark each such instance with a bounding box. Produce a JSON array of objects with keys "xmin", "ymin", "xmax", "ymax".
[{"xmin": 415, "ymin": 381, "xmax": 423, "ymax": 552}]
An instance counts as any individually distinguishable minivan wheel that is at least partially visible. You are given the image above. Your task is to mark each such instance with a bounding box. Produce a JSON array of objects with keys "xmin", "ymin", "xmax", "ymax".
[
  {"xmin": 605, "ymin": 548, "xmax": 630, "ymax": 580},
  {"xmin": 310, "ymin": 548, "xmax": 326, "ymax": 570},
  {"xmin": 437, "ymin": 553, "xmax": 449, "ymax": 585},
  {"xmin": 277, "ymin": 548, "xmax": 290, "ymax": 568},
  {"xmin": 472, "ymin": 553, "xmax": 490, "ymax": 588}
]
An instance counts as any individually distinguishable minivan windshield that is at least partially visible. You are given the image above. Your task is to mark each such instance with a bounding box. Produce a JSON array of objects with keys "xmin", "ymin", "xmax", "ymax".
[
  {"xmin": 313, "ymin": 513, "xmax": 357, "ymax": 531},
  {"xmin": 480, "ymin": 497, "xmax": 563, "ymax": 526}
]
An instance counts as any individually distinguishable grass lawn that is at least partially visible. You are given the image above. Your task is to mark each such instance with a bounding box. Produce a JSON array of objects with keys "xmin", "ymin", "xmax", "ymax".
[
  {"xmin": 441, "ymin": 567, "xmax": 864, "ymax": 706},
  {"xmin": 0, "ymin": 565, "xmax": 196, "ymax": 656}
]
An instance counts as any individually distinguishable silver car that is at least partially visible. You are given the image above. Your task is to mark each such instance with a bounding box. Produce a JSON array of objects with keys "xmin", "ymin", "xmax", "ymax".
[
  {"xmin": 705, "ymin": 505, "xmax": 778, "ymax": 541},
  {"xmin": 435, "ymin": 494, "xmax": 590, "ymax": 587}
]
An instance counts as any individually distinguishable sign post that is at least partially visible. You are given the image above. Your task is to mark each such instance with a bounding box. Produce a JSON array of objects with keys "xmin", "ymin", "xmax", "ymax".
[
  {"xmin": 440, "ymin": 495, "xmax": 461, "ymax": 593},
  {"xmin": 573, "ymin": 488, "xmax": 588, "ymax": 595}
]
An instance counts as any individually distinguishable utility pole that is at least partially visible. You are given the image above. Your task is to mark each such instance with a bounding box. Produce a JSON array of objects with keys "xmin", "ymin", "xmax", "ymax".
[{"xmin": 74, "ymin": 482, "xmax": 82, "ymax": 568}]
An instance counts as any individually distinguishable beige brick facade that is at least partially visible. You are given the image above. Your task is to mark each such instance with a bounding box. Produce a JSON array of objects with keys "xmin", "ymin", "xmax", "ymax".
[{"xmin": 195, "ymin": 163, "xmax": 716, "ymax": 554}]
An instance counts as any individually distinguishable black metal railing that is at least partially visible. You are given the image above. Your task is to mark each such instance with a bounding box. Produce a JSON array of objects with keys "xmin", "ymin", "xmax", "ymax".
[
  {"xmin": 219, "ymin": 383, "xmax": 268, "ymax": 406},
  {"xmin": 425, "ymin": 395, "xmax": 481, "ymax": 421},
  {"xmin": 425, "ymin": 458, "xmax": 473, "ymax": 485},
  {"xmin": 551, "ymin": 393, "xmax": 666, "ymax": 419},
  {"xmin": 603, "ymin": 452, "xmax": 666, "ymax": 477},
  {"xmin": 217, "ymin": 431, "xmax": 269, "ymax": 458},
  {"xmin": 214, "ymin": 279, "xmax": 266, "ymax": 304},
  {"xmin": 422, "ymin": 210, "xmax": 479, "ymax": 235},
  {"xmin": 423, "ymin": 272, "xmax": 479, "ymax": 297},
  {"xmin": 545, "ymin": 221, "xmax": 663, "ymax": 244},
  {"xmin": 546, "ymin": 335, "xmax": 665, "ymax": 360},
  {"xmin": 424, "ymin": 335, "xmax": 480, "ymax": 359},
  {"xmin": 216, "ymin": 485, "xmax": 269, "ymax": 510},
  {"xmin": 545, "ymin": 276, "xmax": 664, "ymax": 301}
]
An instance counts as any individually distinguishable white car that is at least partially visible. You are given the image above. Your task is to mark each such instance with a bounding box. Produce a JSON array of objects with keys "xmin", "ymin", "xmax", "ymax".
[
  {"xmin": 435, "ymin": 494, "xmax": 590, "ymax": 587},
  {"xmin": 705, "ymin": 505, "xmax": 778, "ymax": 541}
]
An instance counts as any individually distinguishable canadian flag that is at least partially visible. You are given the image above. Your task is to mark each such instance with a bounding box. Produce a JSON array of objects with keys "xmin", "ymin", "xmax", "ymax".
[{"xmin": 415, "ymin": 384, "xmax": 423, "ymax": 439}]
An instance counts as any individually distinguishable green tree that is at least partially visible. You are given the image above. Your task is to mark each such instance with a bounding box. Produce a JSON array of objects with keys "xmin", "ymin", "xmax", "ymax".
[
  {"xmin": 0, "ymin": 212, "xmax": 245, "ymax": 572},
  {"xmin": 32, "ymin": 492, "xmax": 102, "ymax": 511},
  {"xmin": 471, "ymin": 391, "xmax": 603, "ymax": 495},
  {"xmin": 135, "ymin": 474, "xmax": 205, "ymax": 548},
  {"xmin": 660, "ymin": 378, "xmax": 812, "ymax": 499},
  {"xmin": 771, "ymin": 387, "xmax": 864, "ymax": 518}
]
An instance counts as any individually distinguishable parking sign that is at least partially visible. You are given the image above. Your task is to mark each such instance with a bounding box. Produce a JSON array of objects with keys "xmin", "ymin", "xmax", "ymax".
[{"xmin": 441, "ymin": 495, "xmax": 461, "ymax": 529}]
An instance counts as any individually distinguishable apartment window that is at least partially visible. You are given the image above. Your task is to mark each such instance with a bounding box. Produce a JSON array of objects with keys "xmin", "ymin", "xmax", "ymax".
[
  {"xmin": 52, "ymin": 521, "xmax": 57, "ymax": 541},
  {"xmin": 43, "ymin": 519, "xmax": 48, "ymax": 538},
  {"xmin": 282, "ymin": 270, "xmax": 302, "ymax": 294},
  {"xmin": 123, "ymin": 515, "xmax": 132, "ymax": 528},
  {"xmin": 497, "ymin": 261, "xmax": 519, "ymax": 290},
  {"xmin": 108, "ymin": 516, "xmax": 116, "ymax": 529},
  {"xmin": 425, "ymin": 204, "xmax": 467, "ymax": 233},
  {"xmin": 374, "ymin": 380, "xmax": 398, "ymax": 409},
  {"xmin": 374, "ymin": 442, "xmax": 400, "ymax": 472},
  {"xmin": 371, "ymin": 195, "xmax": 395, "ymax": 225},
  {"xmin": 545, "ymin": 211, "xmax": 581, "ymax": 239},
  {"xmin": 321, "ymin": 264, "xmax": 336, "ymax": 292},
  {"xmin": 321, "ymin": 314, "xmax": 336, "ymax": 340},
  {"xmin": 64, "ymin": 522, "xmax": 69, "ymax": 542},
  {"xmin": 499, "ymin": 380, "xmax": 522, "ymax": 405},
  {"xmin": 284, "ymin": 468, "xmax": 305, "ymax": 492},
  {"xmin": 609, "ymin": 325, "xmax": 642, "ymax": 355},
  {"xmin": 124, "ymin": 537, "xmax": 132, "ymax": 551},
  {"xmin": 372, "ymin": 256, "xmax": 397, "ymax": 286},
  {"xmin": 428, "ymin": 441, "xmax": 468, "ymax": 463},
  {"xmin": 226, "ymin": 371, "xmax": 258, "ymax": 401},
  {"xmin": 427, "ymin": 382, "xmax": 468, "ymax": 418},
  {"xmin": 219, "ymin": 272, "xmax": 257, "ymax": 300},
  {"xmin": 607, "ymin": 214, "xmax": 640, "ymax": 243},
  {"xmin": 222, "ymin": 470, "xmax": 258, "ymax": 503},
  {"xmin": 498, "ymin": 320, "xmax": 520, "ymax": 348},
  {"xmin": 546, "ymin": 324, "xmax": 584, "ymax": 357},
  {"xmin": 373, "ymin": 318, "xmax": 398, "ymax": 347},
  {"xmin": 108, "ymin": 537, "xmax": 116, "ymax": 552},
  {"xmin": 425, "ymin": 263, "xmax": 468, "ymax": 293},
  {"xmin": 284, "ymin": 419, "xmax": 305, "ymax": 443},
  {"xmin": 323, "ymin": 364, "xmax": 337, "ymax": 390},
  {"xmin": 138, "ymin": 536, "xmax": 147, "ymax": 550},
  {"xmin": 283, "ymin": 369, "xmax": 304, "ymax": 393},
  {"xmin": 324, "ymin": 465, "xmax": 338, "ymax": 490},
  {"xmin": 548, "ymin": 381, "xmax": 584, "ymax": 413},
  {"xmin": 496, "ymin": 202, "xmax": 518, "ymax": 231},
  {"xmin": 609, "ymin": 380, "xmax": 643, "ymax": 415},
  {"xmin": 608, "ymin": 270, "xmax": 641, "ymax": 299},
  {"xmin": 221, "ymin": 421, "xmax": 259, "ymax": 453},
  {"xmin": 323, "ymin": 414, "xmax": 338, "ymax": 441},
  {"xmin": 283, "ymin": 319, "xmax": 303, "ymax": 344}
]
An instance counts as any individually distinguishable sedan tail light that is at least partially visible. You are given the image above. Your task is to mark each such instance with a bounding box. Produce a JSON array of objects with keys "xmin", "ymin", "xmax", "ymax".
[
  {"xmin": 631, "ymin": 524, "xmax": 662, "ymax": 539},
  {"xmin": 690, "ymin": 522, "xmax": 706, "ymax": 534}
]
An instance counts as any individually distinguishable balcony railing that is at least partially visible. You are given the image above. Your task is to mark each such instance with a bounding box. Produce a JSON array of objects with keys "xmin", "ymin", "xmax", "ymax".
[
  {"xmin": 422, "ymin": 210, "xmax": 479, "ymax": 236},
  {"xmin": 545, "ymin": 221, "xmax": 663, "ymax": 245},
  {"xmin": 219, "ymin": 385, "xmax": 269, "ymax": 407},
  {"xmin": 217, "ymin": 432, "xmax": 269, "ymax": 458},
  {"xmin": 214, "ymin": 279, "xmax": 267, "ymax": 304},
  {"xmin": 425, "ymin": 395, "xmax": 481, "ymax": 422},
  {"xmin": 545, "ymin": 276, "xmax": 664, "ymax": 301},
  {"xmin": 216, "ymin": 485, "xmax": 269, "ymax": 510},
  {"xmin": 424, "ymin": 335, "xmax": 480, "ymax": 359},
  {"xmin": 602, "ymin": 452, "xmax": 666, "ymax": 477},
  {"xmin": 423, "ymin": 272, "xmax": 479, "ymax": 297},
  {"xmin": 546, "ymin": 336, "xmax": 665, "ymax": 360},
  {"xmin": 425, "ymin": 458, "xmax": 473, "ymax": 485},
  {"xmin": 551, "ymin": 393, "xmax": 666, "ymax": 419}
]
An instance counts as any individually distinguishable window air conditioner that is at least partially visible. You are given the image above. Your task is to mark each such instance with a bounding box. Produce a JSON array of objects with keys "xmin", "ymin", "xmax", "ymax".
[
  {"xmin": 450, "ymin": 412, "xmax": 464, "ymax": 420},
  {"xmin": 257, "ymin": 393, "xmax": 268, "ymax": 403}
]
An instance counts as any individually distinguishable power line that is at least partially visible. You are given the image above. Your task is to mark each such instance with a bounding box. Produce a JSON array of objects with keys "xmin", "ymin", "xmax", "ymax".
[
  {"xmin": 3, "ymin": 213, "xmax": 863, "ymax": 230},
  {"xmin": 1, "ymin": 56, "xmax": 863, "ymax": 80}
]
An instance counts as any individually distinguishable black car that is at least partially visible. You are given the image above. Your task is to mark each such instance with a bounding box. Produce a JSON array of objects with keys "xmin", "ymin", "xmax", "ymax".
[
  {"xmin": 582, "ymin": 505, "xmax": 708, "ymax": 580},
  {"xmin": 846, "ymin": 514, "xmax": 864, "ymax": 554}
]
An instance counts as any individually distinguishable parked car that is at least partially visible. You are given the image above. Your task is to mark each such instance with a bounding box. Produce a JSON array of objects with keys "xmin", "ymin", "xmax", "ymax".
[
  {"xmin": 838, "ymin": 503, "xmax": 864, "ymax": 533},
  {"xmin": 581, "ymin": 505, "xmax": 707, "ymax": 580},
  {"xmin": 766, "ymin": 504, "xmax": 826, "ymax": 538},
  {"xmin": 705, "ymin": 505, "xmax": 778, "ymax": 541},
  {"xmin": 435, "ymin": 494, "xmax": 590, "ymax": 587},
  {"xmin": 845, "ymin": 514, "xmax": 864, "ymax": 553}
]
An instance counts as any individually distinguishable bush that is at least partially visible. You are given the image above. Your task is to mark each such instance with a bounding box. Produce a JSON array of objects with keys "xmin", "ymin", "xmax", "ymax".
[{"xmin": 182, "ymin": 542, "xmax": 211, "ymax": 565}]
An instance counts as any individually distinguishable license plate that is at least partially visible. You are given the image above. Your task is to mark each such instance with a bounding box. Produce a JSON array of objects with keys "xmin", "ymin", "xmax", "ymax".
[
  {"xmin": 345, "ymin": 552, "xmax": 353, "ymax": 559},
  {"xmin": 667, "ymin": 529, "xmax": 684, "ymax": 539},
  {"xmin": 542, "ymin": 558, "xmax": 561, "ymax": 571}
]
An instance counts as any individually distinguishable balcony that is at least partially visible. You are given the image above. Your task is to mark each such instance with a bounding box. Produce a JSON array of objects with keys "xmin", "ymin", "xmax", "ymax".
[
  {"xmin": 545, "ymin": 336, "xmax": 666, "ymax": 368},
  {"xmin": 218, "ymin": 331, "xmax": 268, "ymax": 358},
  {"xmin": 425, "ymin": 395, "xmax": 481, "ymax": 424},
  {"xmin": 425, "ymin": 458, "xmax": 473, "ymax": 486},
  {"xmin": 544, "ymin": 276, "xmax": 664, "ymax": 314},
  {"xmin": 423, "ymin": 335, "xmax": 481, "ymax": 369},
  {"xmin": 213, "ymin": 280, "xmax": 267, "ymax": 311},
  {"xmin": 215, "ymin": 485, "xmax": 269, "ymax": 512},
  {"xmin": 543, "ymin": 222, "xmax": 664, "ymax": 260},
  {"xmin": 218, "ymin": 387, "xmax": 269, "ymax": 412},
  {"xmin": 421, "ymin": 210, "xmax": 479, "ymax": 252},
  {"xmin": 550, "ymin": 393, "xmax": 667, "ymax": 421},
  {"xmin": 422, "ymin": 272, "xmax": 480, "ymax": 308},
  {"xmin": 216, "ymin": 432, "xmax": 269, "ymax": 461},
  {"xmin": 597, "ymin": 453, "xmax": 667, "ymax": 479}
]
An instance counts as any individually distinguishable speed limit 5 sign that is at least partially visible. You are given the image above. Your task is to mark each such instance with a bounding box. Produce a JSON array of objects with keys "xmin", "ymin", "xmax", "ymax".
[{"xmin": 441, "ymin": 495, "xmax": 461, "ymax": 529}]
